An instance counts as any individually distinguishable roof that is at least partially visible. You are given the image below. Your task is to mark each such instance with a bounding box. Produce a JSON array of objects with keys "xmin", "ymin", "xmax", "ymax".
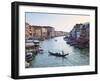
[{"xmin": 31, "ymin": 25, "xmax": 54, "ymax": 28}]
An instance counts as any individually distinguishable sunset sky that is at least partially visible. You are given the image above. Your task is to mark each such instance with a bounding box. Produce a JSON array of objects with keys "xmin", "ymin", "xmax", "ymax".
[{"xmin": 25, "ymin": 12, "xmax": 90, "ymax": 32}]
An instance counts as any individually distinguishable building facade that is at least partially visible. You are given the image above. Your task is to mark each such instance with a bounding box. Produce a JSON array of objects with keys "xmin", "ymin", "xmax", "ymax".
[
  {"xmin": 66, "ymin": 22, "xmax": 89, "ymax": 48},
  {"xmin": 25, "ymin": 23, "xmax": 34, "ymax": 40},
  {"xmin": 25, "ymin": 23, "xmax": 57, "ymax": 40}
]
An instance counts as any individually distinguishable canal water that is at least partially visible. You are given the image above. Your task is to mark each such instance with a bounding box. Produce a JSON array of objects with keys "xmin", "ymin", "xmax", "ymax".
[{"xmin": 30, "ymin": 36, "xmax": 89, "ymax": 68}]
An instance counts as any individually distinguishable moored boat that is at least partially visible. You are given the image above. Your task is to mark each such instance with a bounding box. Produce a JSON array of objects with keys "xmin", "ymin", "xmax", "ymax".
[{"xmin": 25, "ymin": 52, "xmax": 33, "ymax": 62}]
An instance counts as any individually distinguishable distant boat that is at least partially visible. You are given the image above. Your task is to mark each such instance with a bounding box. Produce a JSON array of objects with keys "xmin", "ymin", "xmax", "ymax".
[
  {"xmin": 38, "ymin": 47, "xmax": 44, "ymax": 54},
  {"xmin": 55, "ymin": 39, "xmax": 57, "ymax": 41},
  {"xmin": 39, "ymin": 47, "xmax": 43, "ymax": 51},
  {"xmin": 48, "ymin": 51, "xmax": 69, "ymax": 57}
]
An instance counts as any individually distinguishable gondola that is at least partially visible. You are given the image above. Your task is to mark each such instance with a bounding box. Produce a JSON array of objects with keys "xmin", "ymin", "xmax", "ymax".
[{"xmin": 48, "ymin": 51, "xmax": 69, "ymax": 57}]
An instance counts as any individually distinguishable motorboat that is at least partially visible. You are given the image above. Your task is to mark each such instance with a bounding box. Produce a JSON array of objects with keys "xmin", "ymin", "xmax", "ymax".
[{"xmin": 39, "ymin": 47, "xmax": 43, "ymax": 51}]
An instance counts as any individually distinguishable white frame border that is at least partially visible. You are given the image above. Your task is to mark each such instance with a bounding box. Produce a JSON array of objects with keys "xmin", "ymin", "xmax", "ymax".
[{"xmin": 19, "ymin": 5, "xmax": 95, "ymax": 76}]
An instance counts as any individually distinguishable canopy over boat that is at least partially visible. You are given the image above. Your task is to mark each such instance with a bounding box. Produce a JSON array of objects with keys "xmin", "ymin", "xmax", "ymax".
[
  {"xmin": 33, "ymin": 40, "xmax": 40, "ymax": 43},
  {"xmin": 26, "ymin": 39, "xmax": 34, "ymax": 43}
]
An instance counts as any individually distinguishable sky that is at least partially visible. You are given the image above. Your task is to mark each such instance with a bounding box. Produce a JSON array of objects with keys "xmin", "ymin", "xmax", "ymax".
[{"xmin": 25, "ymin": 12, "xmax": 90, "ymax": 32}]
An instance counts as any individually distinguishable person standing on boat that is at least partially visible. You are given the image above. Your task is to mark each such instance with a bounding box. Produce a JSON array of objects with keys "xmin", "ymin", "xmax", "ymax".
[{"xmin": 62, "ymin": 51, "xmax": 64, "ymax": 55}]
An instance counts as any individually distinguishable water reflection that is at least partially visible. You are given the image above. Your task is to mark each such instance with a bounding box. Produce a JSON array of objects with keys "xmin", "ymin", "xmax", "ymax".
[{"xmin": 28, "ymin": 36, "xmax": 89, "ymax": 68}]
